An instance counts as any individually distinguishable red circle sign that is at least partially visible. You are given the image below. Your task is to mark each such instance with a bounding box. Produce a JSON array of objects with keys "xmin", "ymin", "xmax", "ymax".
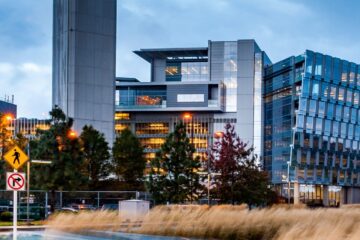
[{"xmin": 7, "ymin": 173, "xmax": 25, "ymax": 190}]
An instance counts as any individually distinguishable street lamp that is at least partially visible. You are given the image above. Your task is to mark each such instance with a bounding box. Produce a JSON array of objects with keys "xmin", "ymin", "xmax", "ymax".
[{"xmin": 67, "ymin": 129, "xmax": 77, "ymax": 139}]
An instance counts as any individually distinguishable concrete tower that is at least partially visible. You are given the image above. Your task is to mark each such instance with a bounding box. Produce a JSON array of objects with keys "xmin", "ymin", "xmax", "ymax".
[{"xmin": 52, "ymin": 0, "xmax": 116, "ymax": 145}]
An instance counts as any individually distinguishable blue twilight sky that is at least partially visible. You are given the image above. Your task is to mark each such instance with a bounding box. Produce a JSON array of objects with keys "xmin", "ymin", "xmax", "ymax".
[{"xmin": 0, "ymin": 0, "xmax": 360, "ymax": 118}]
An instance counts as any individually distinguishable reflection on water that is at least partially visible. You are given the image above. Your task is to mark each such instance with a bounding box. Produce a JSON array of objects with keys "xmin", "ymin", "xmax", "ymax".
[{"xmin": 2, "ymin": 231, "xmax": 192, "ymax": 240}]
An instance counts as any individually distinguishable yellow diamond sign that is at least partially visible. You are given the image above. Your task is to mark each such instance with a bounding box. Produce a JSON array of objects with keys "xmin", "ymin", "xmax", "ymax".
[{"xmin": 3, "ymin": 145, "xmax": 29, "ymax": 170}]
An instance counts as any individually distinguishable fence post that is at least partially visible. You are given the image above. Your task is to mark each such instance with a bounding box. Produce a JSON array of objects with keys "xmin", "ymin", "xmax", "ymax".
[
  {"xmin": 97, "ymin": 192, "xmax": 100, "ymax": 209},
  {"xmin": 45, "ymin": 192, "xmax": 48, "ymax": 219},
  {"xmin": 60, "ymin": 191, "xmax": 63, "ymax": 208}
]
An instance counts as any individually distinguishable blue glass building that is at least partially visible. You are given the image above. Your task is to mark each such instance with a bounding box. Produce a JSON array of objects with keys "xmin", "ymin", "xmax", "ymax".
[{"xmin": 264, "ymin": 50, "xmax": 360, "ymax": 205}]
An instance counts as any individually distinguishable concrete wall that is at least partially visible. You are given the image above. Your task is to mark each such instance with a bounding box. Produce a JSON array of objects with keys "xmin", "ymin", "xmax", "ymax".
[
  {"xmin": 53, "ymin": 0, "xmax": 116, "ymax": 145},
  {"xmin": 152, "ymin": 59, "xmax": 166, "ymax": 82}
]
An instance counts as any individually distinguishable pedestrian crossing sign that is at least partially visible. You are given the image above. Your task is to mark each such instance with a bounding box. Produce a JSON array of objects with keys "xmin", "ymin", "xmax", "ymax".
[{"xmin": 3, "ymin": 145, "xmax": 29, "ymax": 170}]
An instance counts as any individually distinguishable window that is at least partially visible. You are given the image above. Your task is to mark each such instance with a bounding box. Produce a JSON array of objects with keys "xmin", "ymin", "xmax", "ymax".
[
  {"xmin": 305, "ymin": 51, "xmax": 314, "ymax": 76},
  {"xmin": 115, "ymin": 112, "xmax": 130, "ymax": 120},
  {"xmin": 115, "ymin": 123, "xmax": 130, "ymax": 134},
  {"xmin": 306, "ymin": 116, "xmax": 314, "ymax": 131},
  {"xmin": 329, "ymin": 86, "xmax": 337, "ymax": 101},
  {"xmin": 354, "ymin": 91, "xmax": 359, "ymax": 107},
  {"xmin": 165, "ymin": 63, "xmax": 181, "ymax": 81},
  {"xmin": 297, "ymin": 114, "xmax": 305, "ymax": 129},
  {"xmin": 309, "ymin": 100, "xmax": 317, "ymax": 116},
  {"xmin": 302, "ymin": 78, "xmax": 310, "ymax": 97},
  {"xmin": 346, "ymin": 89, "xmax": 353, "ymax": 105},
  {"xmin": 335, "ymin": 105, "xmax": 343, "ymax": 121},
  {"xmin": 312, "ymin": 81, "xmax": 320, "ymax": 98},
  {"xmin": 341, "ymin": 61, "xmax": 349, "ymax": 84},
  {"xmin": 299, "ymin": 98, "xmax": 307, "ymax": 113},
  {"xmin": 348, "ymin": 124, "xmax": 354, "ymax": 139},
  {"xmin": 349, "ymin": 63, "xmax": 356, "ymax": 86},
  {"xmin": 351, "ymin": 108, "xmax": 357, "ymax": 123},
  {"xmin": 324, "ymin": 120, "xmax": 331, "ymax": 135},
  {"xmin": 333, "ymin": 58, "xmax": 341, "ymax": 84},
  {"xmin": 315, "ymin": 53, "xmax": 323, "ymax": 78},
  {"xmin": 327, "ymin": 103, "xmax": 334, "ymax": 119},
  {"xmin": 343, "ymin": 107, "xmax": 350, "ymax": 122},
  {"xmin": 315, "ymin": 118, "xmax": 323, "ymax": 134},
  {"xmin": 318, "ymin": 101, "xmax": 326, "ymax": 117},
  {"xmin": 332, "ymin": 121, "xmax": 339, "ymax": 137},
  {"xmin": 321, "ymin": 83, "xmax": 329, "ymax": 100},
  {"xmin": 338, "ymin": 87, "xmax": 345, "ymax": 102},
  {"xmin": 324, "ymin": 56, "xmax": 332, "ymax": 81},
  {"xmin": 357, "ymin": 66, "xmax": 360, "ymax": 88},
  {"xmin": 135, "ymin": 122, "xmax": 169, "ymax": 135},
  {"xmin": 355, "ymin": 126, "xmax": 360, "ymax": 140},
  {"xmin": 341, "ymin": 123, "xmax": 347, "ymax": 138}
]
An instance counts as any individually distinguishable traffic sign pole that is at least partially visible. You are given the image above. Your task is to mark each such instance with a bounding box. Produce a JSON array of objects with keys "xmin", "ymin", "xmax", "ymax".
[{"xmin": 13, "ymin": 169, "xmax": 17, "ymax": 240}]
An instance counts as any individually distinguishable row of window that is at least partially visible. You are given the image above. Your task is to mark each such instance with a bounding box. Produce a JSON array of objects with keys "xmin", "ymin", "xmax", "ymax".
[
  {"xmin": 297, "ymin": 115, "xmax": 360, "ymax": 140},
  {"xmin": 302, "ymin": 79, "xmax": 360, "ymax": 106},
  {"xmin": 299, "ymin": 99, "xmax": 360, "ymax": 124},
  {"xmin": 305, "ymin": 50, "xmax": 360, "ymax": 87},
  {"xmin": 295, "ymin": 148, "xmax": 358, "ymax": 169},
  {"xmin": 297, "ymin": 168, "xmax": 358, "ymax": 185},
  {"xmin": 294, "ymin": 133, "xmax": 360, "ymax": 157}
]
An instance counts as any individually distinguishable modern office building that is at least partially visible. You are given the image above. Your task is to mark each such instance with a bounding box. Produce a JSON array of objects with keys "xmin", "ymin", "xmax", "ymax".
[
  {"xmin": 264, "ymin": 50, "xmax": 360, "ymax": 205},
  {"xmin": 8, "ymin": 118, "xmax": 50, "ymax": 140},
  {"xmin": 115, "ymin": 40, "xmax": 271, "ymax": 164},
  {"xmin": 0, "ymin": 98, "xmax": 17, "ymax": 118},
  {"xmin": 52, "ymin": 0, "xmax": 116, "ymax": 145}
]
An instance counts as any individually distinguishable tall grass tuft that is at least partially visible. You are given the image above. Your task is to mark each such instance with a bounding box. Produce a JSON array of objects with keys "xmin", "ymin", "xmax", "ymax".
[{"xmin": 47, "ymin": 205, "xmax": 360, "ymax": 240}]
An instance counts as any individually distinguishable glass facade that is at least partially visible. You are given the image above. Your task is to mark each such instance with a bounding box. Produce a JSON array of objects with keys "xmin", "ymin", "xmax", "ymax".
[
  {"xmin": 165, "ymin": 62, "xmax": 208, "ymax": 82},
  {"xmin": 265, "ymin": 50, "xmax": 360, "ymax": 203},
  {"xmin": 117, "ymin": 87, "xmax": 166, "ymax": 108},
  {"xmin": 223, "ymin": 42, "xmax": 238, "ymax": 112}
]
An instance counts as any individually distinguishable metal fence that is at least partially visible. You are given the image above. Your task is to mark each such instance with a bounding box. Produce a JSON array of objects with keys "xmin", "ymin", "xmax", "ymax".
[{"xmin": 0, "ymin": 190, "xmax": 150, "ymax": 220}]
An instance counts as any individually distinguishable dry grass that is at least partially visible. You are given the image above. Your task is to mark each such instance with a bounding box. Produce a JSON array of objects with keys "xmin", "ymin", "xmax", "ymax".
[{"xmin": 47, "ymin": 205, "xmax": 360, "ymax": 240}]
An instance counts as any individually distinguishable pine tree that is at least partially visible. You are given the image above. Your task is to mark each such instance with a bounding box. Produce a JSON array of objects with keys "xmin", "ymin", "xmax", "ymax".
[
  {"xmin": 210, "ymin": 123, "xmax": 274, "ymax": 207},
  {"xmin": 30, "ymin": 106, "xmax": 88, "ymax": 211},
  {"xmin": 80, "ymin": 125, "xmax": 111, "ymax": 189},
  {"xmin": 147, "ymin": 122, "xmax": 202, "ymax": 204},
  {"xmin": 112, "ymin": 128, "xmax": 145, "ymax": 189}
]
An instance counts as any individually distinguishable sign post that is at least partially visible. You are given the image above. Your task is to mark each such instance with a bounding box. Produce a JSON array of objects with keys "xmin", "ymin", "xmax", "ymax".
[{"xmin": 4, "ymin": 145, "xmax": 29, "ymax": 240}]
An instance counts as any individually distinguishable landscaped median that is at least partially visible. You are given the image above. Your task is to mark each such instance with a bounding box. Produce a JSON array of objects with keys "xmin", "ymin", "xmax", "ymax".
[{"xmin": 45, "ymin": 204, "xmax": 360, "ymax": 240}]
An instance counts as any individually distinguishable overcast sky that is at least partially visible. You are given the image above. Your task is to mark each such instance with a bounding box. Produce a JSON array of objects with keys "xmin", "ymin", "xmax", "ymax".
[{"xmin": 1, "ymin": 0, "xmax": 360, "ymax": 118}]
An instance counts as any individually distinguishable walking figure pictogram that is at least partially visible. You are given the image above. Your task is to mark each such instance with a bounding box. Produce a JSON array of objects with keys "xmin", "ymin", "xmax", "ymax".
[{"xmin": 12, "ymin": 149, "xmax": 20, "ymax": 165}]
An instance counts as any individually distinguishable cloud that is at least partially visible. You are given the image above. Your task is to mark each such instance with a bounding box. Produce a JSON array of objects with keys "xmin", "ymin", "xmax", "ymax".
[{"xmin": 0, "ymin": 62, "xmax": 52, "ymax": 119}]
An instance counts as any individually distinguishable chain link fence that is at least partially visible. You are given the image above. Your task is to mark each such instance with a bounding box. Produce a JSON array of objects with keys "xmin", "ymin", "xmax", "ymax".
[{"xmin": 0, "ymin": 190, "xmax": 150, "ymax": 220}]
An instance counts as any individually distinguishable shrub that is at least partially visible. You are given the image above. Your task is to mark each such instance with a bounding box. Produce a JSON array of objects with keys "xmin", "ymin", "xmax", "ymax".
[{"xmin": 0, "ymin": 211, "xmax": 13, "ymax": 221}]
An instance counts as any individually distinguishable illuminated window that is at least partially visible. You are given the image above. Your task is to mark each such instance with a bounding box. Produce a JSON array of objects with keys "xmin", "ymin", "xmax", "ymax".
[
  {"xmin": 115, "ymin": 112, "xmax": 130, "ymax": 120},
  {"xmin": 136, "ymin": 123, "xmax": 169, "ymax": 135},
  {"xmin": 115, "ymin": 123, "xmax": 130, "ymax": 134},
  {"xmin": 139, "ymin": 138, "xmax": 165, "ymax": 149}
]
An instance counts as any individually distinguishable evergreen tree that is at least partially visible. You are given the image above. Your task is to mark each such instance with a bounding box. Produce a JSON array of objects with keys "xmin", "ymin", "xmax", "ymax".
[
  {"xmin": 210, "ymin": 123, "xmax": 274, "ymax": 208},
  {"xmin": 80, "ymin": 125, "xmax": 111, "ymax": 189},
  {"xmin": 0, "ymin": 113, "xmax": 14, "ymax": 187},
  {"xmin": 30, "ymin": 106, "xmax": 88, "ymax": 211},
  {"xmin": 147, "ymin": 122, "xmax": 201, "ymax": 204},
  {"xmin": 112, "ymin": 128, "xmax": 145, "ymax": 189}
]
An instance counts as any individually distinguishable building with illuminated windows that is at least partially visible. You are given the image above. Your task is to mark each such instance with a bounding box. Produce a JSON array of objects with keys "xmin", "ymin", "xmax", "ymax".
[
  {"xmin": 115, "ymin": 40, "xmax": 270, "ymax": 170},
  {"xmin": 264, "ymin": 50, "xmax": 360, "ymax": 205},
  {"xmin": 117, "ymin": 43, "xmax": 360, "ymax": 205},
  {"xmin": 0, "ymin": 99, "xmax": 17, "ymax": 118}
]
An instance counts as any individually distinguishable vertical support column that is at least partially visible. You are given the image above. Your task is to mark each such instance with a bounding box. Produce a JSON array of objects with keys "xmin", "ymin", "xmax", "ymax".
[
  {"xmin": 340, "ymin": 187, "xmax": 346, "ymax": 206},
  {"xmin": 323, "ymin": 185, "xmax": 329, "ymax": 206},
  {"xmin": 293, "ymin": 182, "xmax": 300, "ymax": 205}
]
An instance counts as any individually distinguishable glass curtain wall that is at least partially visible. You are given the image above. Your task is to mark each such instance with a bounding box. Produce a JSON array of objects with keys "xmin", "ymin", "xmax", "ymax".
[{"xmin": 223, "ymin": 42, "xmax": 238, "ymax": 112}]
